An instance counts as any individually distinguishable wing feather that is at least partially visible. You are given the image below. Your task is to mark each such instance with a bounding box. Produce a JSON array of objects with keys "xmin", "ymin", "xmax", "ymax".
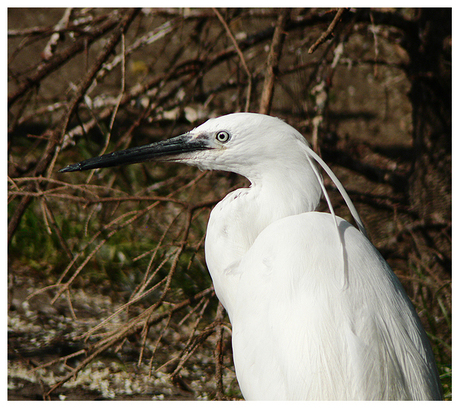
[{"xmin": 230, "ymin": 212, "xmax": 442, "ymax": 400}]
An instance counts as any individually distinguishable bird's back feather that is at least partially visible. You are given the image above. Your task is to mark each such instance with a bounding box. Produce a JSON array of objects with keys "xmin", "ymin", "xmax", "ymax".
[{"xmin": 229, "ymin": 212, "xmax": 442, "ymax": 400}]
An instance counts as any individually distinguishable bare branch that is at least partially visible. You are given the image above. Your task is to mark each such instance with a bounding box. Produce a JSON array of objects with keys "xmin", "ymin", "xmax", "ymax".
[
  {"xmin": 259, "ymin": 9, "xmax": 290, "ymax": 115},
  {"xmin": 308, "ymin": 8, "xmax": 347, "ymax": 54}
]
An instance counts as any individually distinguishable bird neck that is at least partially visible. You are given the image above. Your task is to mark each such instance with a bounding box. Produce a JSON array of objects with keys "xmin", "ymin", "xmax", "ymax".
[
  {"xmin": 254, "ymin": 167, "xmax": 321, "ymax": 219},
  {"xmin": 205, "ymin": 166, "xmax": 322, "ymax": 316}
]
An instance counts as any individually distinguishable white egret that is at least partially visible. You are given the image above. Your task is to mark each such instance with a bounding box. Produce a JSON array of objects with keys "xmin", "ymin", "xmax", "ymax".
[{"xmin": 60, "ymin": 113, "xmax": 442, "ymax": 400}]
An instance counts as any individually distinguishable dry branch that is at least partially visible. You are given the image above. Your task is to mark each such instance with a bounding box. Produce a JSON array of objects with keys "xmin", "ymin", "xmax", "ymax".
[
  {"xmin": 259, "ymin": 9, "xmax": 290, "ymax": 115},
  {"xmin": 308, "ymin": 8, "xmax": 347, "ymax": 54},
  {"xmin": 8, "ymin": 10, "xmax": 121, "ymax": 108},
  {"xmin": 8, "ymin": 9, "xmax": 140, "ymax": 244}
]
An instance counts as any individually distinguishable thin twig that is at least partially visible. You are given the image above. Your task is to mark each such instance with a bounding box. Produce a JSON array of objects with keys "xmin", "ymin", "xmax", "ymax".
[
  {"xmin": 214, "ymin": 303, "xmax": 226, "ymax": 400},
  {"xmin": 42, "ymin": 8, "xmax": 72, "ymax": 60},
  {"xmin": 308, "ymin": 8, "xmax": 347, "ymax": 54},
  {"xmin": 85, "ymin": 32, "xmax": 126, "ymax": 185},
  {"xmin": 213, "ymin": 8, "xmax": 252, "ymax": 111}
]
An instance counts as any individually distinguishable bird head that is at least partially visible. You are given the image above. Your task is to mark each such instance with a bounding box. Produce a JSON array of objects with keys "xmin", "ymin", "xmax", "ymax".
[{"xmin": 59, "ymin": 113, "xmax": 314, "ymax": 183}]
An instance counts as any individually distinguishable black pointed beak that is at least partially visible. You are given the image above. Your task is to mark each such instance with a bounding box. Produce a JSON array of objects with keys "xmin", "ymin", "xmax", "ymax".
[{"xmin": 59, "ymin": 133, "xmax": 210, "ymax": 173}]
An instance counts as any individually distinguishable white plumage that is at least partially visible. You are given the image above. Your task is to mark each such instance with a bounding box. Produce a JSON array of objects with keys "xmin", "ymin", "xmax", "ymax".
[{"xmin": 61, "ymin": 113, "xmax": 442, "ymax": 400}]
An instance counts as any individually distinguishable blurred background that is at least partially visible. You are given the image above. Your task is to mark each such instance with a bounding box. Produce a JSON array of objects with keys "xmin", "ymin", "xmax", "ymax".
[{"xmin": 8, "ymin": 8, "xmax": 451, "ymax": 400}]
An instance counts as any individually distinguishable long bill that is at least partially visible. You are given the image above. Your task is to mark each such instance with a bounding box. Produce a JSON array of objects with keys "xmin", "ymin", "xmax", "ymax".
[{"xmin": 59, "ymin": 133, "xmax": 209, "ymax": 173}]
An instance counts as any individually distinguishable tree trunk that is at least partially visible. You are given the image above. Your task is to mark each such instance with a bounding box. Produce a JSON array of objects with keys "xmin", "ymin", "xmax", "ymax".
[{"xmin": 406, "ymin": 9, "xmax": 451, "ymax": 224}]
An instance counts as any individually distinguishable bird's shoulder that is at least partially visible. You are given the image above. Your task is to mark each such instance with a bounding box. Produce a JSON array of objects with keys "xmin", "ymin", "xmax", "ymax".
[{"xmin": 238, "ymin": 211, "xmax": 362, "ymax": 277}]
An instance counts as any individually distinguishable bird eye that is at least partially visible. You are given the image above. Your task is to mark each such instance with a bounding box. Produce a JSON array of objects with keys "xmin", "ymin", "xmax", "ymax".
[{"xmin": 216, "ymin": 131, "xmax": 231, "ymax": 143}]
